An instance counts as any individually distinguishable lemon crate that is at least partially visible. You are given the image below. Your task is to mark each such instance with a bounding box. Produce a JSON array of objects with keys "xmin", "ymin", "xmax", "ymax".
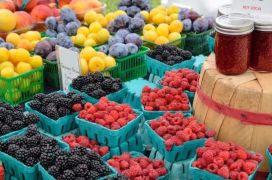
[
  {"xmin": 44, "ymin": 59, "xmax": 60, "ymax": 89},
  {"xmin": 184, "ymin": 29, "xmax": 213, "ymax": 56},
  {"xmin": 0, "ymin": 128, "xmax": 68, "ymax": 180},
  {"xmin": 144, "ymin": 118, "xmax": 205, "ymax": 163},
  {"xmin": 75, "ymin": 110, "xmax": 143, "ymax": 147},
  {"xmin": 68, "ymin": 83, "xmax": 128, "ymax": 104},
  {"xmin": 25, "ymin": 91, "xmax": 78, "ymax": 136},
  {"xmin": 0, "ymin": 66, "xmax": 44, "ymax": 105},
  {"xmin": 143, "ymin": 34, "xmax": 187, "ymax": 49},
  {"xmin": 146, "ymin": 55, "xmax": 196, "ymax": 78},
  {"xmin": 189, "ymin": 155, "xmax": 261, "ymax": 180}
]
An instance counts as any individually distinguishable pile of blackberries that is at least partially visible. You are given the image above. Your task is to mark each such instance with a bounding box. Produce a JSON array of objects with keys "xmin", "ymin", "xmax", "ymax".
[
  {"xmin": 71, "ymin": 72, "xmax": 123, "ymax": 99},
  {"xmin": 147, "ymin": 45, "xmax": 193, "ymax": 66},
  {"xmin": 29, "ymin": 92, "xmax": 85, "ymax": 120},
  {"xmin": 0, "ymin": 125, "xmax": 62, "ymax": 167},
  {"xmin": 44, "ymin": 146, "xmax": 112, "ymax": 180},
  {"xmin": 0, "ymin": 102, "xmax": 39, "ymax": 136}
]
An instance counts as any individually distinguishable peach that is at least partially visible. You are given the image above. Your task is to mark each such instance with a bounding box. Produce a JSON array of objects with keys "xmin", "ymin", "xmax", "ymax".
[
  {"xmin": 52, "ymin": 7, "xmax": 60, "ymax": 17},
  {"xmin": 15, "ymin": 0, "xmax": 37, "ymax": 12},
  {"xmin": 0, "ymin": 0, "xmax": 16, "ymax": 12},
  {"xmin": 59, "ymin": 0, "xmax": 72, "ymax": 7},
  {"xmin": 14, "ymin": 11, "xmax": 34, "ymax": 29},
  {"xmin": 30, "ymin": 5, "xmax": 52, "ymax": 21},
  {"xmin": 69, "ymin": 0, "xmax": 103, "ymax": 20}
]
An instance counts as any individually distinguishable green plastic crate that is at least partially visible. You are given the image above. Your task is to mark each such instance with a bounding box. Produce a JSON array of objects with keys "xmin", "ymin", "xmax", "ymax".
[
  {"xmin": 184, "ymin": 29, "xmax": 213, "ymax": 56},
  {"xmin": 0, "ymin": 66, "xmax": 44, "ymax": 105},
  {"xmin": 143, "ymin": 34, "xmax": 187, "ymax": 49},
  {"xmin": 44, "ymin": 59, "xmax": 59, "ymax": 89}
]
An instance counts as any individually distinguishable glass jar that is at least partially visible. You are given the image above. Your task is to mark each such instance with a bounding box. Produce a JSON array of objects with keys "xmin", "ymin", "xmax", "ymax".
[
  {"xmin": 250, "ymin": 20, "xmax": 272, "ymax": 72},
  {"xmin": 217, "ymin": 4, "xmax": 232, "ymax": 17},
  {"xmin": 215, "ymin": 14, "xmax": 254, "ymax": 75}
]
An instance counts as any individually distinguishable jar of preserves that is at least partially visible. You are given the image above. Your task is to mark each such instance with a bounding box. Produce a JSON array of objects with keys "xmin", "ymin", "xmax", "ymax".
[
  {"xmin": 217, "ymin": 4, "xmax": 232, "ymax": 17},
  {"xmin": 215, "ymin": 14, "xmax": 254, "ymax": 75},
  {"xmin": 250, "ymin": 19, "xmax": 272, "ymax": 72}
]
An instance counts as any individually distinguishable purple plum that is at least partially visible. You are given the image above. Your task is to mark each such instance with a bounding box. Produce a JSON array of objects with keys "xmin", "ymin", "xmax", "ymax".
[
  {"xmin": 45, "ymin": 16, "xmax": 58, "ymax": 30},
  {"xmin": 35, "ymin": 40, "xmax": 52, "ymax": 58},
  {"xmin": 178, "ymin": 8, "xmax": 190, "ymax": 20},
  {"xmin": 125, "ymin": 33, "xmax": 142, "ymax": 47},
  {"xmin": 204, "ymin": 16, "xmax": 215, "ymax": 29},
  {"xmin": 109, "ymin": 35, "xmax": 124, "ymax": 47},
  {"xmin": 116, "ymin": 29, "xmax": 130, "ymax": 39},
  {"xmin": 182, "ymin": 19, "xmax": 193, "ymax": 32},
  {"xmin": 114, "ymin": 15, "xmax": 131, "ymax": 28},
  {"xmin": 46, "ymin": 51, "xmax": 56, "ymax": 61},
  {"xmin": 65, "ymin": 22, "xmax": 78, "ymax": 36},
  {"xmin": 0, "ymin": 42, "xmax": 14, "ymax": 49},
  {"xmin": 184, "ymin": 10, "xmax": 200, "ymax": 21},
  {"xmin": 128, "ymin": 17, "xmax": 145, "ymax": 33},
  {"xmin": 46, "ymin": 38, "xmax": 57, "ymax": 50},
  {"xmin": 60, "ymin": 8, "xmax": 77, "ymax": 23},
  {"xmin": 119, "ymin": 6, "xmax": 128, "ymax": 12},
  {"xmin": 45, "ymin": 29, "xmax": 58, "ymax": 37},
  {"xmin": 118, "ymin": 0, "xmax": 132, "ymax": 7},
  {"xmin": 57, "ymin": 23, "xmax": 65, "ymax": 33},
  {"xmin": 109, "ymin": 43, "xmax": 129, "ymax": 58},
  {"xmin": 126, "ymin": 6, "xmax": 141, "ymax": 17},
  {"xmin": 97, "ymin": 45, "xmax": 109, "ymax": 54},
  {"xmin": 126, "ymin": 43, "xmax": 138, "ymax": 54},
  {"xmin": 0, "ymin": 37, "xmax": 4, "ymax": 44},
  {"xmin": 193, "ymin": 18, "xmax": 209, "ymax": 33},
  {"xmin": 107, "ymin": 21, "xmax": 117, "ymax": 33}
]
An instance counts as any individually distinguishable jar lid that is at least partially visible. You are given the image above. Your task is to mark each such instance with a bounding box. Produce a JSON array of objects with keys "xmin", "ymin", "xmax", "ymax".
[
  {"xmin": 215, "ymin": 14, "xmax": 254, "ymax": 35},
  {"xmin": 218, "ymin": 4, "xmax": 232, "ymax": 16},
  {"xmin": 254, "ymin": 17, "xmax": 272, "ymax": 31}
]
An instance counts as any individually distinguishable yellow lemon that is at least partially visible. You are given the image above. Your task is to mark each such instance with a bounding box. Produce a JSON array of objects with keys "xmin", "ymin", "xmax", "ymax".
[
  {"xmin": 87, "ymin": 33, "xmax": 98, "ymax": 42},
  {"xmin": 15, "ymin": 48, "xmax": 30, "ymax": 63},
  {"xmin": 155, "ymin": 36, "xmax": 169, "ymax": 45},
  {"xmin": 80, "ymin": 47, "xmax": 96, "ymax": 61},
  {"xmin": 1, "ymin": 67, "xmax": 14, "ymax": 78},
  {"xmin": 104, "ymin": 56, "xmax": 116, "ymax": 68},
  {"xmin": 89, "ymin": 22, "xmax": 102, "ymax": 33},
  {"xmin": 8, "ymin": 49, "xmax": 18, "ymax": 64},
  {"xmin": 95, "ymin": 52, "xmax": 106, "ymax": 58},
  {"xmin": 80, "ymin": 58, "xmax": 89, "ymax": 75},
  {"xmin": 152, "ymin": 13, "xmax": 165, "ymax": 25},
  {"xmin": 6, "ymin": 33, "xmax": 20, "ymax": 46},
  {"xmin": 169, "ymin": 20, "xmax": 183, "ymax": 33},
  {"xmin": 167, "ymin": 5, "xmax": 179, "ymax": 15},
  {"xmin": 24, "ymin": 31, "xmax": 41, "ymax": 41},
  {"xmin": 84, "ymin": 10, "xmax": 97, "ymax": 25},
  {"xmin": 143, "ymin": 24, "xmax": 156, "ymax": 32},
  {"xmin": 31, "ymin": 40, "xmax": 39, "ymax": 50},
  {"xmin": 84, "ymin": 38, "xmax": 96, "ymax": 47},
  {"xmin": 88, "ymin": 56, "xmax": 105, "ymax": 72},
  {"xmin": 170, "ymin": 13, "xmax": 178, "ymax": 21},
  {"xmin": 30, "ymin": 55, "xmax": 43, "ymax": 68},
  {"xmin": 96, "ymin": 15, "xmax": 108, "ymax": 27},
  {"xmin": 149, "ymin": 8, "xmax": 161, "ymax": 19},
  {"xmin": 165, "ymin": 16, "xmax": 172, "ymax": 24},
  {"xmin": 0, "ymin": 9, "xmax": 16, "ymax": 32},
  {"xmin": 77, "ymin": 26, "xmax": 90, "ymax": 37},
  {"xmin": 74, "ymin": 34, "xmax": 86, "ymax": 46},
  {"xmin": 114, "ymin": 10, "xmax": 126, "ymax": 16},
  {"xmin": 96, "ymin": 29, "xmax": 110, "ymax": 44},
  {"xmin": 168, "ymin": 32, "xmax": 181, "ymax": 41},
  {"xmin": 156, "ymin": 24, "xmax": 169, "ymax": 37},
  {"xmin": 17, "ymin": 39, "xmax": 32, "ymax": 51},
  {"xmin": 0, "ymin": 48, "xmax": 9, "ymax": 62},
  {"xmin": 105, "ymin": 12, "xmax": 115, "ymax": 23},
  {"xmin": 16, "ymin": 62, "xmax": 32, "ymax": 74},
  {"xmin": 0, "ymin": 61, "xmax": 14, "ymax": 71},
  {"xmin": 143, "ymin": 30, "xmax": 157, "ymax": 42},
  {"xmin": 140, "ymin": 11, "xmax": 149, "ymax": 22}
]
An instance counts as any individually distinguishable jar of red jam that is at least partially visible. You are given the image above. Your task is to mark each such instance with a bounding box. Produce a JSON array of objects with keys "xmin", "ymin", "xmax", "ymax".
[
  {"xmin": 250, "ymin": 20, "xmax": 272, "ymax": 72},
  {"xmin": 215, "ymin": 14, "xmax": 254, "ymax": 75}
]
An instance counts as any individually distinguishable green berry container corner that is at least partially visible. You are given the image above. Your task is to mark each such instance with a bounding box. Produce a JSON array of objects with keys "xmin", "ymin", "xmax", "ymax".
[
  {"xmin": 43, "ymin": 59, "xmax": 60, "ymax": 89},
  {"xmin": 0, "ymin": 66, "xmax": 44, "ymax": 105},
  {"xmin": 75, "ymin": 110, "xmax": 143, "ymax": 148},
  {"xmin": 143, "ymin": 34, "xmax": 187, "ymax": 49},
  {"xmin": 184, "ymin": 29, "xmax": 213, "ymax": 56}
]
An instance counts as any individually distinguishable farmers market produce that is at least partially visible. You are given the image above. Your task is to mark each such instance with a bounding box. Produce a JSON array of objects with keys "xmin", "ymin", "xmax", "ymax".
[
  {"xmin": 63, "ymin": 134, "xmax": 109, "ymax": 156},
  {"xmin": 79, "ymin": 47, "xmax": 116, "ymax": 74},
  {"xmin": 0, "ymin": 124, "xmax": 63, "ymax": 167},
  {"xmin": 143, "ymin": 22, "xmax": 183, "ymax": 45},
  {"xmin": 0, "ymin": 9, "xmax": 16, "ymax": 32},
  {"xmin": 160, "ymin": 69, "xmax": 199, "ymax": 92},
  {"xmin": 192, "ymin": 138, "xmax": 263, "ymax": 179},
  {"xmin": 79, "ymin": 97, "xmax": 137, "ymax": 130},
  {"xmin": 147, "ymin": 45, "xmax": 192, "ymax": 65},
  {"xmin": 0, "ymin": 102, "xmax": 39, "ymax": 136},
  {"xmin": 30, "ymin": 4, "xmax": 59, "ymax": 21},
  {"xmin": 71, "ymin": 72, "xmax": 122, "ymax": 98},
  {"xmin": 29, "ymin": 92, "xmax": 85, "ymax": 120},
  {"xmin": 43, "ymin": 146, "xmax": 112, "ymax": 179},
  {"xmin": 148, "ymin": 112, "xmax": 215, "ymax": 150},
  {"xmin": 105, "ymin": 174, "xmax": 129, "ymax": 180},
  {"xmin": 44, "ymin": 8, "xmax": 80, "ymax": 37},
  {"xmin": 118, "ymin": 0, "xmax": 151, "ymax": 17},
  {"xmin": 107, "ymin": 152, "xmax": 168, "ymax": 179},
  {"xmin": 141, "ymin": 86, "xmax": 190, "ymax": 111}
]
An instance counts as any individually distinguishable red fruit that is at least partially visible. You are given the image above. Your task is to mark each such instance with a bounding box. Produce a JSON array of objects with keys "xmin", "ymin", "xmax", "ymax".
[
  {"xmin": 98, "ymin": 146, "xmax": 109, "ymax": 156},
  {"xmin": 139, "ymin": 158, "xmax": 149, "ymax": 169},
  {"xmin": 145, "ymin": 106, "xmax": 153, "ymax": 111},
  {"xmin": 196, "ymin": 147, "xmax": 207, "ymax": 157},
  {"xmin": 117, "ymin": 118, "xmax": 128, "ymax": 127},
  {"xmin": 230, "ymin": 162, "xmax": 242, "ymax": 171},
  {"xmin": 213, "ymin": 157, "xmax": 224, "ymax": 167},
  {"xmin": 84, "ymin": 102, "xmax": 92, "ymax": 109},
  {"xmin": 85, "ymin": 114, "xmax": 94, "ymax": 121},
  {"xmin": 226, "ymin": 159, "xmax": 234, "ymax": 166},
  {"xmin": 183, "ymin": 128, "xmax": 192, "ymax": 137},
  {"xmin": 204, "ymin": 138, "xmax": 216, "ymax": 147},
  {"xmin": 111, "ymin": 123, "xmax": 121, "ymax": 130},
  {"xmin": 237, "ymin": 172, "xmax": 248, "ymax": 180},
  {"xmin": 156, "ymin": 167, "xmax": 167, "ymax": 176},
  {"xmin": 69, "ymin": 141, "xmax": 79, "ymax": 148},
  {"xmin": 129, "ymin": 165, "xmax": 141, "ymax": 177},
  {"xmin": 107, "ymin": 159, "xmax": 120, "ymax": 169},
  {"xmin": 109, "ymin": 110, "xmax": 119, "ymax": 120},
  {"xmin": 143, "ymin": 86, "xmax": 151, "ymax": 93},
  {"xmin": 96, "ymin": 102, "xmax": 108, "ymax": 110},
  {"xmin": 149, "ymin": 121, "xmax": 160, "ymax": 129},
  {"xmin": 148, "ymin": 168, "xmax": 159, "ymax": 179},
  {"xmin": 153, "ymin": 160, "xmax": 164, "ymax": 169},
  {"xmin": 217, "ymin": 166, "xmax": 230, "ymax": 179},
  {"xmin": 155, "ymin": 126, "xmax": 167, "ymax": 136},
  {"xmin": 96, "ymin": 118, "xmax": 106, "ymax": 126},
  {"xmin": 165, "ymin": 138, "xmax": 175, "ymax": 151},
  {"xmin": 236, "ymin": 149, "xmax": 248, "ymax": 160},
  {"xmin": 230, "ymin": 151, "xmax": 238, "ymax": 160},
  {"xmin": 120, "ymin": 152, "xmax": 131, "ymax": 161},
  {"xmin": 198, "ymin": 158, "xmax": 207, "ymax": 167},
  {"xmin": 72, "ymin": 103, "xmax": 82, "ymax": 112},
  {"xmin": 217, "ymin": 141, "xmax": 230, "ymax": 151},
  {"xmin": 120, "ymin": 160, "xmax": 130, "ymax": 170},
  {"xmin": 79, "ymin": 110, "xmax": 87, "ymax": 118},
  {"xmin": 87, "ymin": 105, "xmax": 96, "ymax": 114},
  {"xmin": 76, "ymin": 136, "xmax": 90, "ymax": 147},
  {"xmin": 206, "ymin": 163, "xmax": 218, "ymax": 173},
  {"xmin": 167, "ymin": 125, "xmax": 176, "ymax": 134},
  {"xmin": 127, "ymin": 114, "xmax": 136, "ymax": 121},
  {"xmin": 242, "ymin": 161, "xmax": 256, "ymax": 175},
  {"xmin": 202, "ymin": 150, "xmax": 214, "ymax": 163},
  {"xmin": 163, "ymin": 134, "xmax": 172, "ymax": 140},
  {"xmin": 176, "ymin": 131, "xmax": 189, "ymax": 142},
  {"xmin": 251, "ymin": 153, "xmax": 264, "ymax": 163},
  {"xmin": 205, "ymin": 130, "xmax": 216, "ymax": 137},
  {"xmin": 63, "ymin": 134, "xmax": 76, "ymax": 144},
  {"xmin": 196, "ymin": 132, "xmax": 205, "ymax": 139},
  {"xmin": 218, "ymin": 151, "xmax": 230, "ymax": 161},
  {"xmin": 192, "ymin": 161, "xmax": 202, "ymax": 169},
  {"xmin": 230, "ymin": 171, "xmax": 239, "ymax": 180},
  {"xmin": 189, "ymin": 86, "xmax": 196, "ymax": 92},
  {"xmin": 104, "ymin": 114, "xmax": 115, "ymax": 124}
]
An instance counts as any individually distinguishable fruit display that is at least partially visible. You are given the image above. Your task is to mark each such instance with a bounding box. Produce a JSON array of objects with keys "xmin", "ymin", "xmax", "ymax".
[
  {"xmin": 79, "ymin": 97, "xmax": 137, "ymax": 130},
  {"xmin": 44, "ymin": 8, "xmax": 80, "ymax": 38},
  {"xmin": 142, "ymin": 21, "xmax": 183, "ymax": 45},
  {"xmin": 160, "ymin": 69, "xmax": 199, "ymax": 92},
  {"xmin": 191, "ymin": 139, "xmax": 263, "ymax": 179},
  {"xmin": 0, "ymin": 37, "xmax": 14, "ymax": 49},
  {"xmin": 63, "ymin": 134, "xmax": 109, "ymax": 156},
  {"xmin": 105, "ymin": 174, "xmax": 129, "ymax": 180},
  {"xmin": 72, "ymin": 22, "xmax": 110, "ymax": 47},
  {"xmin": 0, "ymin": 102, "xmax": 39, "ymax": 136},
  {"xmin": 141, "ymin": 86, "xmax": 190, "ymax": 111},
  {"xmin": 71, "ymin": 72, "xmax": 122, "ymax": 99},
  {"xmin": 79, "ymin": 47, "xmax": 116, "ymax": 74},
  {"xmin": 107, "ymin": 152, "xmax": 168, "ymax": 179},
  {"xmin": 148, "ymin": 112, "xmax": 215, "ymax": 151},
  {"xmin": 178, "ymin": 8, "xmax": 215, "ymax": 33},
  {"xmin": 42, "ymin": 146, "xmax": 112, "ymax": 179},
  {"xmin": 117, "ymin": 0, "xmax": 151, "ymax": 18},
  {"xmin": 30, "ymin": 4, "xmax": 60, "ymax": 22},
  {"xmin": 0, "ymin": 124, "xmax": 63, "ymax": 167},
  {"xmin": 6, "ymin": 31, "xmax": 41, "ymax": 51},
  {"xmin": 147, "ymin": 45, "xmax": 192, "ymax": 65},
  {"xmin": 107, "ymin": 15, "xmax": 145, "ymax": 34},
  {"xmin": 28, "ymin": 91, "xmax": 85, "ymax": 120},
  {"xmin": 99, "ymin": 32, "xmax": 142, "ymax": 58}
]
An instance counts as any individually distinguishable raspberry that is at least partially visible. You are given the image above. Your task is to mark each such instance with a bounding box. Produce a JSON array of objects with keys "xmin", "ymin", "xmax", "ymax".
[
  {"xmin": 117, "ymin": 118, "xmax": 127, "ymax": 127},
  {"xmin": 198, "ymin": 158, "xmax": 207, "ymax": 167},
  {"xmin": 149, "ymin": 121, "xmax": 160, "ymax": 129},
  {"xmin": 63, "ymin": 134, "xmax": 76, "ymax": 144},
  {"xmin": 230, "ymin": 171, "xmax": 239, "ymax": 180},
  {"xmin": 145, "ymin": 106, "xmax": 153, "ymax": 111},
  {"xmin": 176, "ymin": 131, "xmax": 189, "ymax": 142},
  {"xmin": 76, "ymin": 136, "xmax": 90, "ymax": 147},
  {"xmin": 120, "ymin": 153, "xmax": 131, "ymax": 161},
  {"xmin": 95, "ymin": 119, "xmax": 106, "ymax": 126},
  {"xmin": 192, "ymin": 161, "xmax": 202, "ymax": 169},
  {"xmin": 148, "ymin": 168, "xmax": 159, "ymax": 179},
  {"xmin": 111, "ymin": 122, "xmax": 121, "ymax": 130},
  {"xmin": 72, "ymin": 103, "xmax": 82, "ymax": 112},
  {"xmin": 204, "ymin": 138, "xmax": 216, "ymax": 147},
  {"xmin": 142, "ymin": 86, "xmax": 151, "ymax": 93},
  {"xmin": 156, "ymin": 167, "xmax": 167, "ymax": 176},
  {"xmin": 155, "ymin": 126, "xmax": 167, "ymax": 136},
  {"xmin": 165, "ymin": 138, "xmax": 175, "ymax": 151},
  {"xmin": 230, "ymin": 162, "xmax": 242, "ymax": 171},
  {"xmin": 120, "ymin": 160, "xmax": 130, "ymax": 170},
  {"xmin": 242, "ymin": 161, "xmax": 256, "ymax": 175},
  {"xmin": 206, "ymin": 163, "xmax": 218, "ymax": 173},
  {"xmin": 109, "ymin": 110, "xmax": 119, "ymax": 120},
  {"xmin": 230, "ymin": 151, "xmax": 238, "ymax": 160},
  {"xmin": 196, "ymin": 132, "xmax": 205, "ymax": 139},
  {"xmin": 226, "ymin": 159, "xmax": 234, "ymax": 166},
  {"xmin": 251, "ymin": 153, "xmax": 263, "ymax": 163},
  {"xmin": 205, "ymin": 130, "xmax": 216, "ymax": 137},
  {"xmin": 84, "ymin": 103, "xmax": 92, "ymax": 109},
  {"xmin": 236, "ymin": 149, "xmax": 248, "ymax": 160},
  {"xmin": 218, "ymin": 151, "xmax": 230, "ymax": 161},
  {"xmin": 139, "ymin": 158, "xmax": 149, "ymax": 169},
  {"xmin": 163, "ymin": 134, "xmax": 172, "ymax": 140},
  {"xmin": 213, "ymin": 157, "xmax": 224, "ymax": 167},
  {"xmin": 202, "ymin": 150, "xmax": 214, "ymax": 163},
  {"xmin": 79, "ymin": 110, "xmax": 87, "ymax": 118},
  {"xmin": 153, "ymin": 160, "xmax": 164, "ymax": 169},
  {"xmin": 217, "ymin": 166, "xmax": 230, "ymax": 179},
  {"xmin": 104, "ymin": 115, "xmax": 115, "ymax": 124},
  {"xmin": 98, "ymin": 146, "xmax": 109, "ymax": 156},
  {"xmin": 237, "ymin": 172, "xmax": 248, "ymax": 180},
  {"xmin": 217, "ymin": 141, "xmax": 230, "ymax": 151}
]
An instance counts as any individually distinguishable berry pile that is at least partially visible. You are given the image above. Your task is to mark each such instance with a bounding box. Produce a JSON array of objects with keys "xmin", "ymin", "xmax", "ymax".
[
  {"xmin": 63, "ymin": 134, "xmax": 109, "ymax": 156},
  {"xmin": 0, "ymin": 125, "xmax": 62, "ymax": 167},
  {"xmin": 149, "ymin": 112, "xmax": 215, "ymax": 151},
  {"xmin": 192, "ymin": 139, "xmax": 263, "ymax": 179},
  {"xmin": 118, "ymin": 0, "xmax": 151, "ymax": 17},
  {"xmin": 147, "ymin": 45, "xmax": 192, "ymax": 66},
  {"xmin": 44, "ymin": 146, "xmax": 112, "ymax": 180},
  {"xmin": 160, "ymin": 69, "xmax": 199, "ymax": 92},
  {"xmin": 268, "ymin": 144, "xmax": 272, "ymax": 154},
  {"xmin": 107, "ymin": 152, "xmax": 168, "ymax": 180},
  {"xmin": 79, "ymin": 97, "xmax": 137, "ymax": 130},
  {"xmin": 0, "ymin": 102, "xmax": 39, "ymax": 136},
  {"xmin": 29, "ymin": 92, "xmax": 85, "ymax": 120},
  {"xmin": 141, "ymin": 86, "xmax": 190, "ymax": 111},
  {"xmin": 71, "ymin": 72, "xmax": 122, "ymax": 99}
]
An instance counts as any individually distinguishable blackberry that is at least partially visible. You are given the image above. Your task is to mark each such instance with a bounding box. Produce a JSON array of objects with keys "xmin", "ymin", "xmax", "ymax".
[
  {"xmin": 71, "ymin": 77, "xmax": 85, "ymax": 90},
  {"xmin": 75, "ymin": 177, "xmax": 86, "ymax": 180},
  {"xmin": 82, "ymin": 84, "xmax": 97, "ymax": 93},
  {"xmin": 12, "ymin": 105, "xmax": 23, "ymax": 112},
  {"xmin": 93, "ymin": 72, "xmax": 104, "ymax": 82},
  {"xmin": 25, "ymin": 157, "xmax": 37, "ymax": 167},
  {"xmin": 33, "ymin": 93, "xmax": 46, "ymax": 101},
  {"xmin": 29, "ymin": 147, "xmax": 41, "ymax": 158},
  {"xmin": 11, "ymin": 121, "xmax": 25, "ymax": 130},
  {"xmin": 58, "ymin": 107, "xmax": 71, "ymax": 117},
  {"xmin": 182, "ymin": 50, "xmax": 192, "ymax": 60},
  {"xmin": 68, "ymin": 155, "xmax": 81, "ymax": 167},
  {"xmin": 97, "ymin": 164, "xmax": 112, "ymax": 176},
  {"xmin": 87, "ymin": 150, "xmax": 102, "ymax": 161},
  {"xmin": 25, "ymin": 124, "xmax": 39, "ymax": 137},
  {"xmin": 0, "ymin": 107, "xmax": 7, "ymax": 116},
  {"xmin": 80, "ymin": 155, "xmax": 92, "ymax": 167},
  {"xmin": 89, "ymin": 160, "xmax": 103, "ymax": 169},
  {"xmin": 67, "ymin": 91, "xmax": 76, "ymax": 99},
  {"xmin": 0, "ymin": 141, "xmax": 8, "ymax": 151},
  {"xmin": 71, "ymin": 146, "xmax": 88, "ymax": 156},
  {"xmin": 6, "ymin": 144, "xmax": 20, "ymax": 156},
  {"xmin": 171, "ymin": 51, "xmax": 178, "ymax": 56},
  {"xmin": 39, "ymin": 106, "xmax": 47, "ymax": 115},
  {"xmin": 55, "ymin": 155, "xmax": 69, "ymax": 170},
  {"xmin": 7, "ymin": 135, "xmax": 25, "ymax": 145},
  {"xmin": 55, "ymin": 149, "xmax": 67, "ymax": 157},
  {"xmin": 40, "ymin": 137, "xmax": 57, "ymax": 147},
  {"xmin": 40, "ymin": 152, "xmax": 54, "ymax": 167},
  {"xmin": 24, "ymin": 113, "xmax": 39, "ymax": 125},
  {"xmin": 86, "ymin": 170, "xmax": 100, "ymax": 179},
  {"xmin": 90, "ymin": 89, "xmax": 106, "ymax": 99},
  {"xmin": 71, "ymin": 94, "xmax": 83, "ymax": 104},
  {"xmin": 0, "ymin": 113, "xmax": 5, "ymax": 122},
  {"xmin": 147, "ymin": 50, "xmax": 154, "ymax": 57},
  {"xmin": 47, "ymin": 103, "xmax": 57, "ymax": 109},
  {"xmin": 56, "ymin": 98, "xmax": 71, "ymax": 108},
  {"xmin": 155, "ymin": 55, "xmax": 162, "ymax": 61},
  {"xmin": 15, "ymin": 148, "xmax": 29, "ymax": 162},
  {"xmin": 42, "ymin": 98, "xmax": 52, "ymax": 106},
  {"xmin": 166, "ymin": 55, "xmax": 174, "ymax": 62},
  {"xmin": 46, "ymin": 107, "xmax": 59, "ymax": 120},
  {"xmin": 26, "ymin": 136, "xmax": 38, "ymax": 147},
  {"xmin": 162, "ymin": 50, "xmax": 170, "ymax": 58},
  {"xmin": 102, "ymin": 79, "xmax": 114, "ymax": 90},
  {"xmin": 50, "ymin": 92, "xmax": 65, "ymax": 99},
  {"xmin": 62, "ymin": 170, "xmax": 76, "ymax": 180},
  {"xmin": 32, "ymin": 134, "xmax": 42, "ymax": 143},
  {"xmin": 12, "ymin": 111, "xmax": 24, "ymax": 121},
  {"xmin": 48, "ymin": 165, "xmax": 60, "ymax": 178},
  {"xmin": 86, "ymin": 75, "xmax": 95, "ymax": 83},
  {"xmin": 166, "ymin": 61, "xmax": 176, "ymax": 66},
  {"xmin": 73, "ymin": 164, "xmax": 89, "ymax": 177},
  {"xmin": 155, "ymin": 45, "xmax": 163, "ymax": 52},
  {"xmin": 4, "ymin": 115, "xmax": 13, "ymax": 126},
  {"xmin": 29, "ymin": 100, "xmax": 41, "ymax": 110},
  {"xmin": 174, "ymin": 56, "xmax": 183, "ymax": 63},
  {"xmin": 1, "ymin": 125, "xmax": 11, "ymax": 135},
  {"xmin": 111, "ymin": 83, "xmax": 121, "ymax": 92}
]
